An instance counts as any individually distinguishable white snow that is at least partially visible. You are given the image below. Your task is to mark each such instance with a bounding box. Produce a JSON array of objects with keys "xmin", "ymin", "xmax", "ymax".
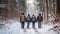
[{"xmin": 0, "ymin": 20, "xmax": 59, "ymax": 34}]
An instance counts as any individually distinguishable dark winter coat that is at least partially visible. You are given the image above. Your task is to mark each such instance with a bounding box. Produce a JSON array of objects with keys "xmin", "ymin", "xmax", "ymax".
[
  {"xmin": 26, "ymin": 16, "xmax": 31, "ymax": 22},
  {"xmin": 32, "ymin": 16, "xmax": 37, "ymax": 22},
  {"xmin": 37, "ymin": 15, "xmax": 43, "ymax": 22}
]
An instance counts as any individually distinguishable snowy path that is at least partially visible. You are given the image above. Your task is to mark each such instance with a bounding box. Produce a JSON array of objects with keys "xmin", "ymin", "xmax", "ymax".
[{"xmin": 0, "ymin": 20, "xmax": 59, "ymax": 34}]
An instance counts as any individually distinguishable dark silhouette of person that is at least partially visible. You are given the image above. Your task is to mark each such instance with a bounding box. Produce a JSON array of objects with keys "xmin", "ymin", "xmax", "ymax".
[
  {"xmin": 32, "ymin": 14, "xmax": 37, "ymax": 29},
  {"xmin": 37, "ymin": 13, "xmax": 43, "ymax": 28},
  {"xmin": 20, "ymin": 13, "xmax": 26, "ymax": 29},
  {"xmin": 26, "ymin": 14, "xmax": 31, "ymax": 29}
]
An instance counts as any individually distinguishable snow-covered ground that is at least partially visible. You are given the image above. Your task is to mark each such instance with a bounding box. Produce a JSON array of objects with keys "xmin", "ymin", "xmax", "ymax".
[{"xmin": 0, "ymin": 20, "xmax": 59, "ymax": 34}]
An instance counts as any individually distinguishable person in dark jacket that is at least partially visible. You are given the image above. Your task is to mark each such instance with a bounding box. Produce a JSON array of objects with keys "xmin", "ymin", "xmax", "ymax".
[
  {"xmin": 26, "ymin": 14, "xmax": 31, "ymax": 29},
  {"xmin": 37, "ymin": 13, "xmax": 43, "ymax": 28},
  {"xmin": 20, "ymin": 13, "xmax": 26, "ymax": 29},
  {"xmin": 32, "ymin": 14, "xmax": 37, "ymax": 29}
]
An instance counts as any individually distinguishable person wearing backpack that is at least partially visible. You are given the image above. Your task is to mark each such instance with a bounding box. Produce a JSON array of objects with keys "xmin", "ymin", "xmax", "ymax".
[
  {"xmin": 37, "ymin": 13, "xmax": 43, "ymax": 28},
  {"xmin": 20, "ymin": 13, "xmax": 26, "ymax": 29},
  {"xmin": 32, "ymin": 14, "xmax": 37, "ymax": 29},
  {"xmin": 26, "ymin": 14, "xmax": 31, "ymax": 29}
]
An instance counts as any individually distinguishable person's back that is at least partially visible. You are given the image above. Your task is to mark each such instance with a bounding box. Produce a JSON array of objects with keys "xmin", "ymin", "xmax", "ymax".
[
  {"xmin": 32, "ymin": 14, "xmax": 36, "ymax": 28},
  {"xmin": 20, "ymin": 15, "xmax": 25, "ymax": 22},
  {"xmin": 32, "ymin": 15, "xmax": 36, "ymax": 22},
  {"xmin": 26, "ymin": 15, "xmax": 31, "ymax": 22},
  {"xmin": 26, "ymin": 14, "xmax": 31, "ymax": 29},
  {"xmin": 37, "ymin": 14, "xmax": 43, "ymax": 28},
  {"xmin": 37, "ymin": 14, "xmax": 43, "ymax": 22},
  {"xmin": 20, "ymin": 13, "xmax": 26, "ymax": 29}
]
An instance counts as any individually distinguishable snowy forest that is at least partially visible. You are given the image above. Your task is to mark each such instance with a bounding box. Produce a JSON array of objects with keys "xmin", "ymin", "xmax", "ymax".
[{"xmin": 0, "ymin": 0, "xmax": 60, "ymax": 34}]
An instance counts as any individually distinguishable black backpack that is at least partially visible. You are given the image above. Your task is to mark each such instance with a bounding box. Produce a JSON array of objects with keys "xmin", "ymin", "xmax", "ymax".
[{"xmin": 38, "ymin": 16, "xmax": 43, "ymax": 22}]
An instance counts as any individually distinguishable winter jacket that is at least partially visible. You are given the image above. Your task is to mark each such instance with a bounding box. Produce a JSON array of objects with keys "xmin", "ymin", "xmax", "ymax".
[
  {"xmin": 20, "ymin": 15, "xmax": 26, "ymax": 22},
  {"xmin": 37, "ymin": 15, "xmax": 43, "ymax": 22},
  {"xmin": 26, "ymin": 16, "xmax": 31, "ymax": 22},
  {"xmin": 32, "ymin": 16, "xmax": 37, "ymax": 22}
]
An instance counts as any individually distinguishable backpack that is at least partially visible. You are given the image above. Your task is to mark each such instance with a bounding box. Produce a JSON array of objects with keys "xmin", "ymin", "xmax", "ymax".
[
  {"xmin": 27, "ymin": 16, "xmax": 31, "ymax": 21},
  {"xmin": 38, "ymin": 16, "xmax": 42, "ymax": 21},
  {"xmin": 32, "ymin": 16, "xmax": 36, "ymax": 21},
  {"xmin": 21, "ymin": 15, "xmax": 25, "ymax": 21}
]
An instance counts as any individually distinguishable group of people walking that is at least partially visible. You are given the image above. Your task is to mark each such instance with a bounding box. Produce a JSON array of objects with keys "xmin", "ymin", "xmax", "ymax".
[{"xmin": 20, "ymin": 13, "xmax": 43, "ymax": 29}]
